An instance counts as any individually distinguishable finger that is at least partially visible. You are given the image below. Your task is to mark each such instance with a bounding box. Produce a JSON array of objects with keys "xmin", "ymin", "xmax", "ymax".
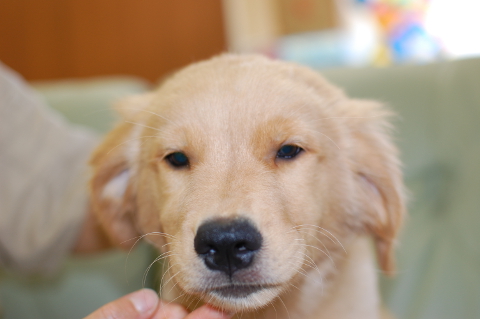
[
  {"xmin": 150, "ymin": 300, "xmax": 189, "ymax": 319},
  {"xmin": 84, "ymin": 289, "xmax": 159, "ymax": 319},
  {"xmin": 186, "ymin": 305, "xmax": 233, "ymax": 319}
]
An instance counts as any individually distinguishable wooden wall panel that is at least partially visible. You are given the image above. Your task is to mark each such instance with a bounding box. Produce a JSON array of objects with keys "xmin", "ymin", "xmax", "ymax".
[{"xmin": 0, "ymin": 0, "xmax": 226, "ymax": 81}]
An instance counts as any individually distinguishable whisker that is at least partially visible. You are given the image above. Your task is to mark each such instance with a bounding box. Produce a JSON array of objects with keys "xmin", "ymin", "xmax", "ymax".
[
  {"xmin": 106, "ymin": 135, "xmax": 158, "ymax": 155},
  {"xmin": 124, "ymin": 235, "xmax": 173, "ymax": 284},
  {"xmin": 291, "ymin": 224, "xmax": 347, "ymax": 253},
  {"xmin": 292, "ymin": 243, "xmax": 335, "ymax": 265},
  {"xmin": 143, "ymin": 252, "xmax": 177, "ymax": 287},
  {"xmin": 317, "ymin": 131, "xmax": 340, "ymax": 149},
  {"xmin": 288, "ymin": 261, "xmax": 324, "ymax": 288},
  {"xmin": 294, "ymin": 230, "xmax": 332, "ymax": 260},
  {"xmin": 190, "ymin": 294, "xmax": 205, "ymax": 313},
  {"xmin": 290, "ymin": 256, "xmax": 320, "ymax": 273},
  {"xmin": 295, "ymin": 243, "xmax": 333, "ymax": 262},
  {"xmin": 287, "ymin": 262, "xmax": 308, "ymax": 277},
  {"xmin": 288, "ymin": 283, "xmax": 301, "ymax": 292},
  {"xmin": 290, "ymin": 241, "xmax": 327, "ymax": 275},
  {"xmin": 161, "ymin": 262, "xmax": 184, "ymax": 289},
  {"xmin": 162, "ymin": 271, "xmax": 183, "ymax": 297},
  {"xmin": 277, "ymin": 296, "xmax": 291, "ymax": 319},
  {"xmin": 291, "ymin": 253, "xmax": 320, "ymax": 270},
  {"xmin": 118, "ymin": 107, "xmax": 174, "ymax": 124},
  {"xmin": 125, "ymin": 120, "xmax": 164, "ymax": 133},
  {"xmin": 161, "ymin": 291, "xmax": 187, "ymax": 319},
  {"xmin": 182, "ymin": 294, "xmax": 195, "ymax": 312},
  {"xmin": 299, "ymin": 252, "xmax": 323, "ymax": 270},
  {"xmin": 159, "ymin": 260, "xmax": 181, "ymax": 291},
  {"xmin": 166, "ymin": 291, "xmax": 187, "ymax": 304},
  {"xmin": 290, "ymin": 254, "xmax": 325, "ymax": 278},
  {"xmin": 123, "ymin": 231, "xmax": 178, "ymax": 243}
]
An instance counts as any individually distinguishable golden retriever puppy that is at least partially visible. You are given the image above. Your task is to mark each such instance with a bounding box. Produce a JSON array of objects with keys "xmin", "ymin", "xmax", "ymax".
[{"xmin": 90, "ymin": 54, "xmax": 405, "ymax": 319}]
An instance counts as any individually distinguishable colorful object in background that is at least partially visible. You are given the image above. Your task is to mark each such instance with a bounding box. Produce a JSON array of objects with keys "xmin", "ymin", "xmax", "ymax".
[
  {"xmin": 271, "ymin": 0, "xmax": 447, "ymax": 69},
  {"xmin": 362, "ymin": 0, "xmax": 442, "ymax": 65}
]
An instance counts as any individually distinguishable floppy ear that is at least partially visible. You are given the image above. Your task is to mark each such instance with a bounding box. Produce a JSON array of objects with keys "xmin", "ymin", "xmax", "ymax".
[
  {"xmin": 89, "ymin": 94, "xmax": 154, "ymax": 250},
  {"xmin": 288, "ymin": 65, "xmax": 405, "ymax": 274},
  {"xmin": 348, "ymin": 100, "xmax": 406, "ymax": 275},
  {"xmin": 90, "ymin": 124, "xmax": 139, "ymax": 250}
]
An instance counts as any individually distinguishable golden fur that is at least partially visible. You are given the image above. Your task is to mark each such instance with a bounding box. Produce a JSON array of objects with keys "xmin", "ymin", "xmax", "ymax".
[{"xmin": 90, "ymin": 54, "xmax": 405, "ymax": 319}]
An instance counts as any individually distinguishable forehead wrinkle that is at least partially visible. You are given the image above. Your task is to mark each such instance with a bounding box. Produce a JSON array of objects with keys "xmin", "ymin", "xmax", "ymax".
[{"xmin": 153, "ymin": 63, "xmax": 330, "ymax": 158}]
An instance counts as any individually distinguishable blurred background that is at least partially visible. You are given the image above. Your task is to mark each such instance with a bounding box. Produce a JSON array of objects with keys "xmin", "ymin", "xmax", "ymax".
[
  {"xmin": 1, "ymin": 0, "xmax": 480, "ymax": 82},
  {"xmin": 1, "ymin": 1, "xmax": 479, "ymax": 319}
]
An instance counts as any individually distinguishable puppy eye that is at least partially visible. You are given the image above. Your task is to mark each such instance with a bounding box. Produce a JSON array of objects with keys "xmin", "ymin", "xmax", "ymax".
[
  {"xmin": 166, "ymin": 152, "xmax": 189, "ymax": 168},
  {"xmin": 276, "ymin": 145, "xmax": 303, "ymax": 160}
]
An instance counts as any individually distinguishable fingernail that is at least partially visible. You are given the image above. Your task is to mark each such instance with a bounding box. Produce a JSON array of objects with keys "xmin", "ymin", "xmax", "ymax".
[{"xmin": 129, "ymin": 289, "xmax": 159, "ymax": 314}]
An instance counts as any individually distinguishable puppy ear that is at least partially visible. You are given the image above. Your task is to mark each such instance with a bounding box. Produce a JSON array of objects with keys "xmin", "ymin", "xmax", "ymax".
[
  {"xmin": 348, "ymin": 100, "xmax": 406, "ymax": 275},
  {"xmin": 90, "ymin": 123, "xmax": 140, "ymax": 250},
  {"xmin": 90, "ymin": 93, "xmax": 157, "ymax": 249}
]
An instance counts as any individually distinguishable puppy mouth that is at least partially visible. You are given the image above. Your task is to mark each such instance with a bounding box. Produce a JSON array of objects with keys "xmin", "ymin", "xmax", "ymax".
[
  {"xmin": 202, "ymin": 283, "xmax": 283, "ymax": 311},
  {"xmin": 211, "ymin": 284, "xmax": 263, "ymax": 298},
  {"xmin": 210, "ymin": 284, "xmax": 279, "ymax": 299}
]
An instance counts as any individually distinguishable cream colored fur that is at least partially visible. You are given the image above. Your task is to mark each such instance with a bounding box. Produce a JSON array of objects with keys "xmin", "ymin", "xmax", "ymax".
[{"xmin": 90, "ymin": 54, "xmax": 405, "ymax": 319}]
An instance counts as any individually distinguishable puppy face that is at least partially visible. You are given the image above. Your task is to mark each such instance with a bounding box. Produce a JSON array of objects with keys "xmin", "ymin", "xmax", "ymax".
[{"xmin": 90, "ymin": 55, "xmax": 404, "ymax": 312}]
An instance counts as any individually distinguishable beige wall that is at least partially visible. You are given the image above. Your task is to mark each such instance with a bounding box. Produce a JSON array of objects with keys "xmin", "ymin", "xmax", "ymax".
[{"xmin": 222, "ymin": 0, "xmax": 339, "ymax": 53}]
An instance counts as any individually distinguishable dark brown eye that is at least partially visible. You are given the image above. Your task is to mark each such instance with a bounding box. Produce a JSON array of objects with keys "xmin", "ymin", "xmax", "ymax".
[
  {"xmin": 276, "ymin": 145, "xmax": 303, "ymax": 159},
  {"xmin": 166, "ymin": 152, "xmax": 189, "ymax": 168}
]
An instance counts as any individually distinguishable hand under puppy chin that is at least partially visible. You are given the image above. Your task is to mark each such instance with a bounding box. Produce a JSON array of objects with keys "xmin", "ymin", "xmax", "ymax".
[{"xmin": 84, "ymin": 288, "xmax": 233, "ymax": 319}]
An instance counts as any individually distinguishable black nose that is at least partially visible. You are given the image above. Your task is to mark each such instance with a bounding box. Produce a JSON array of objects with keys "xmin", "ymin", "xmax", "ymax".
[{"xmin": 194, "ymin": 218, "xmax": 263, "ymax": 276}]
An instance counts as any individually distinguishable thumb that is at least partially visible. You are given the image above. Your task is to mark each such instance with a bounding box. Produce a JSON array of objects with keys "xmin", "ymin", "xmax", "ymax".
[{"xmin": 84, "ymin": 289, "xmax": 159, "ymax": 319}]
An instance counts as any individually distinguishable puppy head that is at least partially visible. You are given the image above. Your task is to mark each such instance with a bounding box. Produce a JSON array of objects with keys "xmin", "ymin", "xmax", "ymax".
[{"xmin": 90, "ymin": 54, "xmax": 405, "ymax": 312}]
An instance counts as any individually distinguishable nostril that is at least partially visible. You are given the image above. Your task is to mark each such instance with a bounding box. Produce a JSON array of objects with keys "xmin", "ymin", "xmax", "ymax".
[
  {"xmin": 194, "ymin": 243, "xmax": 212, "ymax": 255},
  {"xmin": 235, "ymin": 243, "xmax": 247, "ymax": 251},
  {"xmin": 207, "ymin": 247, "xmax": 216, "ymax": 255},
  {"xmin": 194, "ymin": 218, "xmax": 263, "ymax": 276}
]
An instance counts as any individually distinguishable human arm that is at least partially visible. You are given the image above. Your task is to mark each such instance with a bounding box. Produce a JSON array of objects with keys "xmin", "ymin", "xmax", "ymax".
[{"xmin": 0, "ymin": 61, "xmax": 99, "ymax": 273}]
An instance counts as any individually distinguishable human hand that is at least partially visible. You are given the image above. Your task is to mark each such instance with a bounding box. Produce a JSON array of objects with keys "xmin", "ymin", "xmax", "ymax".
[{"xmin": 84, "ymin": 288, "xmax": 233, "ymax": 319}]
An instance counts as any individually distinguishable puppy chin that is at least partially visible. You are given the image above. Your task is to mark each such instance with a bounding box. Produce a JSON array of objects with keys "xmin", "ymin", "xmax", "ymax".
[{"xmin": 205, "ymin": 285, "xmax": 283, "ymax": 312}]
